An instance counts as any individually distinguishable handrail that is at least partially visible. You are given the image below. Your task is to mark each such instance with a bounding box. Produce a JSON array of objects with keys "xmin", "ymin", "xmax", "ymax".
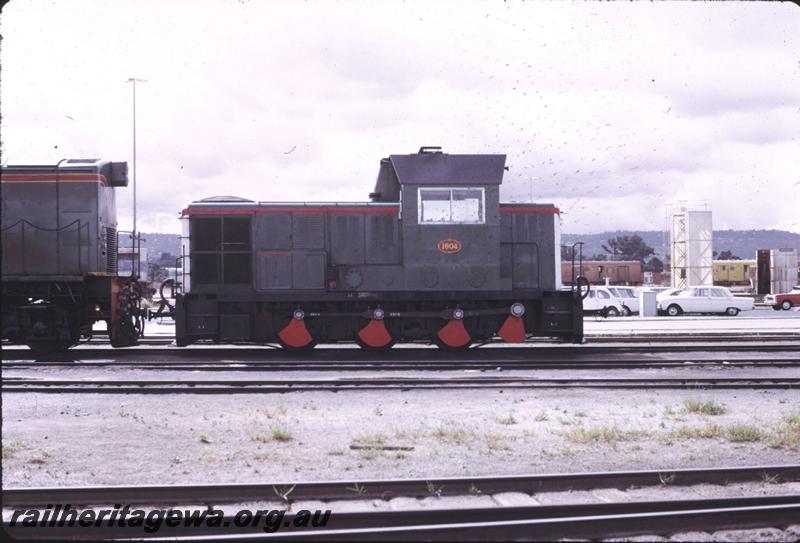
[{"xmin": 115, "ymin": 230, "xmax": 142, "ymax": 279}]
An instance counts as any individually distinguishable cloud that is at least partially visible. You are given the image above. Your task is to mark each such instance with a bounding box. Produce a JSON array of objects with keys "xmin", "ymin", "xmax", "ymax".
[{"xmin": 2, "ymin": 0, "xmax": 799, "ymax": 235}]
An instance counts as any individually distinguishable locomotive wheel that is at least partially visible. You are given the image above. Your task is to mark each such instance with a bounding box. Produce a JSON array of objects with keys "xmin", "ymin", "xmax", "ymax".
[
  {"xmin": 277, "ymin": 337, "xmax": 318, "ymax": 352},
  {"xmin": 355, "ymin": 335, "xmax": 396, "ymax": 351},
  {"xmin": 433, "ymin": 336, "xmax": 472, "ymax": 350}
]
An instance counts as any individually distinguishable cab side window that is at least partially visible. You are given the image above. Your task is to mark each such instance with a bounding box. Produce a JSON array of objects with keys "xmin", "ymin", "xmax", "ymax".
[{"xmin": 418, "ymin": 187, "xmax": 485, "ymax": 224}]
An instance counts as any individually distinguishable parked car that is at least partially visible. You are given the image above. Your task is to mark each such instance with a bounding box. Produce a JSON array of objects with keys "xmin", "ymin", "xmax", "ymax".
[
  {"xmin": 655, "ymin": 288, "xmax": 686, "ymax": 304},
  {"xmin": 657, "ymin": 286, "xmax": 754, "ymax": 316},
  {"xmin": 584, "ymin": 286, "xmax": 626, "ymax": 317},
  {"xmin": 765, "ymin": 286, "xmax": 800, "ymax": 311},
  {"xmin": 609, "ymin": 286, "xmax": 639, "ymax": 315}
]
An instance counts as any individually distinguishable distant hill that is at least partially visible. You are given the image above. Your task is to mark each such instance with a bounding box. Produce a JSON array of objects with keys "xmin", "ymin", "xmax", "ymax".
[
  {"xmin": 561, "ymin": 229, "xmax": 800, "ymax": 260},
  {"xmin": 137, "ymin": 229, "xmax": 800, "ymax": 264},
  {"xmin": 139, "ymin": 232, "xmax": 181, "ymax": 263}
]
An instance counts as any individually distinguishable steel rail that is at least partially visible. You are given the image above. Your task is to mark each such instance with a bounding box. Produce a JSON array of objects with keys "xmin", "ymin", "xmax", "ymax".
[
  {"xmin": 3, "ymin": 357, "xmax": 799, "ymax": 372},
  {"xmin": 3, "ymin": 375, "xmax": 800, "ymax": 394},
  {"xmin": 236, "ymin": 502, "xmax": 800, "ymax": 542},
  {"xmin": 4, "ymin": 496, "xmax": 799, "ymax": 541},
  {"xmin": 5, "ymin": 465, "xmax": 798, "ymax": 506},
  {"xmin": 4, "ymin": 375, "xmax": 799, "ymax": 394},
  {"xmin": 64, "ymin": 334, "xmax": 800, "ymax": 347},
  {"xmin": 2, "ymin": 344, "xmax": 799, "ymax": 363}
]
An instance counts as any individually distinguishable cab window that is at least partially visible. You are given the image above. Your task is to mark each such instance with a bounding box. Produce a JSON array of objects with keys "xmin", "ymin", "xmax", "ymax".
[{"xmin": 418, "ymin": 187, "xmax": 485, "ymax": 224}]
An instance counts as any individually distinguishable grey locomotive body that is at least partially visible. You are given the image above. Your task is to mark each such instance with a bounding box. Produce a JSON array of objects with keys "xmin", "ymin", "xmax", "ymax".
[
  {"xmin": 1, "ymin": 159, "xmax": 141, "ymax": 350},
  {"xmin": 175, "ymin": 148, "xmax": 583, "ymax": 348}
]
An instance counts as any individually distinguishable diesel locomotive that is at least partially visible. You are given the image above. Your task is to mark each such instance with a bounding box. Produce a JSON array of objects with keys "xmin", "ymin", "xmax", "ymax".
[
  {"xmin": 1, "ymin": 159, "xmax": 143, "ymax": 351},
  {"xmin": 175, "ymin": 148, "xmax": 583, "ymax": 348}
]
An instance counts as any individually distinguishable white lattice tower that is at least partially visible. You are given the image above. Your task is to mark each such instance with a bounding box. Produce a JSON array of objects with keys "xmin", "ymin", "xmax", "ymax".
[{"xmin": 669, "ymin": 202, "xmax": 712, "ymax": 288}]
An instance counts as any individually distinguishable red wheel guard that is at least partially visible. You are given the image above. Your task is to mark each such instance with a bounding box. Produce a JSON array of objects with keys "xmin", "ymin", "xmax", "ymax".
[
  {"xmin": 357, "ymin": 319, "xmax": 393, "ymax": 348},
  {"xmin": 498, "ymin": 315, "xmax": 526, "ymax": 343},
  {"xmin": 437, "ymin": 320, "xmax": 471, "ymax": 348},
  {"xmin": 278, "ymin": 319, "xmax": 313, "ymax": 348}
]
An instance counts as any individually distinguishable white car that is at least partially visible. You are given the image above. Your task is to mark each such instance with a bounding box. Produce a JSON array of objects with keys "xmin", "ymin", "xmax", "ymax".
[
  {"xmin": 657, "ymin": 286, "xmax": 754, "ymax": 317},
  {"xmin": 655, "ymin": 288, "xmax": 686, "ymax": 303},
  {"xmin": 609, "ymin": 286, "xmax": 639, "ymax": 315},
  {"xmin": 583, "ymin": 286, "xmax": 626, "ymax": 317}
]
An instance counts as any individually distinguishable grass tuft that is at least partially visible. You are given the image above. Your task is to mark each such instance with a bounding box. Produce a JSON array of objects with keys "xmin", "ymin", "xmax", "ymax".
[
  {"xmin": 495, "ymin": 413, "xmax": 518, "ymax": 426},
  {"xmin": 431, "ymin": 426, "xmax": 475, "ymax": 444},
  {"xmin": 563, "ymin": 426, "xmax": 648, "ymax": 444},
  {"xmin": 251, "ymin": 424, "xmax": 293, "ymax": 443},
  {"xmin": 683, "ymin": 399, "xmax": 726, "ymax": 416},
  {"xmin": 353, "ymin": 433, "xmax": 388, "ymax": 446},
  {"xmin": 2, "ymin": 440, "xmax": 27, "ymax": 459}
]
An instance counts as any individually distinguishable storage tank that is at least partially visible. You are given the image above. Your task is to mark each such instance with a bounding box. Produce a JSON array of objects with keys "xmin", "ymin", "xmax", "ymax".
[{"xmin": 770, "ymin": 248, "xmax": 798, "ymax": 294}]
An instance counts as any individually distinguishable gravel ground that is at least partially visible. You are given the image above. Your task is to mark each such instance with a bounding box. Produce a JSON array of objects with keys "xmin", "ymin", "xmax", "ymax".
[{"xmin": 2, "ymin": 387, "xmax": 798, "ymax": 487}]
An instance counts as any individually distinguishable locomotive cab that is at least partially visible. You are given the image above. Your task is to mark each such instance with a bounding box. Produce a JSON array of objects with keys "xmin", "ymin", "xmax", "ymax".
[{"xmin": 390, "ymin": 147, "xmax": 505, "ymax": 291}]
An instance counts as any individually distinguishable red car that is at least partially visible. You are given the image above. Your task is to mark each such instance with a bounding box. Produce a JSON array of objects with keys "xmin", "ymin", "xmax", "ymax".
[{"xmin": 765, "ymin": 286, "xmax": 800, "ymax": 310}]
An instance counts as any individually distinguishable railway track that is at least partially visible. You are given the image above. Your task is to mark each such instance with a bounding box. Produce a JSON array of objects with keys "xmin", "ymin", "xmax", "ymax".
[
  {"xmin": 5, "ymin": 465, "xmax": 799, "ymax": 540},
  {"xmin": 3, "ymin": 356, "xmax": 798, "ymax": 372},
  {"xmin": 3, "ymin": 375, "xmax": 799, "ymax": 394},
  {"xmin": 3, "ymin": 343, "xmax": 799, "ymax": 363}
]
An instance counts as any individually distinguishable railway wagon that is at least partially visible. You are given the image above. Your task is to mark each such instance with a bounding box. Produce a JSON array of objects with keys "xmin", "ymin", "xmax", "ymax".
[
  {"xmin": 713, "ymin": 259, "xmax": 756, "ymax": 288},
  {"xmin": 1, "ymin": 159, "xmax": 142, "ymax": 351},
  {"xmin": 561, "ymin": 260, "xmax": 643, "ymax": 286},
  {"xmin": 175, "ymin": 148, "xmax": 583, "ymax": 348}
]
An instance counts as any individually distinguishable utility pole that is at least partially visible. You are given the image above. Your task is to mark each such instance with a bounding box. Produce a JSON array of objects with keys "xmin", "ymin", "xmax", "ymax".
[
  {"xmin": 126, "ymin": 77, "xmax": 146, "ymax": 277},
  {"xmin": 126, "ymin": 78, "xmax": 147, "ymax": 237}
]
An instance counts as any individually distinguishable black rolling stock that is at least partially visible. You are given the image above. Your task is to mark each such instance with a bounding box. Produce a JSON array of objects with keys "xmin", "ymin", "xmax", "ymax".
[
  {"xmin": 1, "ymin": 159, "xmax": 143, "ymax": 351},
  {"xmin": 175, "ymin": 148, "xmax": 583, "ymax": 349}
]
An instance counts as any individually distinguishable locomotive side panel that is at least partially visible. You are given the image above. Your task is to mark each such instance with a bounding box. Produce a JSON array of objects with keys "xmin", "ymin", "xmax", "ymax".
[
  {"xmin": 402, "ymin": 185, "xmax": 503, "ymax": 291},
  {"xmin": 1, "ymin": 175, "xmax": 100, "ymax": 277},
  {"xmin": 500, "ymin": 206, "xmax": 559, "ymax": 291}
]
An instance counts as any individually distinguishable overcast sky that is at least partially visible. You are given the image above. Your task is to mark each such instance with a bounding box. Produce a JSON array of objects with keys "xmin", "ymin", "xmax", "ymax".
[{"xmin": 2, "ymin": 1, "xmax": 799, "ymax": 234}]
